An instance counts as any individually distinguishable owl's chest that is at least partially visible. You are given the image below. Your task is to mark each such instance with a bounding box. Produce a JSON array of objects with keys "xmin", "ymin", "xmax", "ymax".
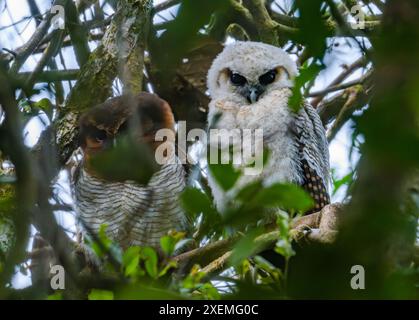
[
  {"xmin": 74, "ymin": 163, "xmax": 187, "ymax": 248},
  {"xmin": 235, "ymin": 91, "xmax": 292, "ymax": 133},
  {"xmin": 233, "ymin": 94, "xmax": 298, "ymax": 180},
  {"xmin": 81, "ymin": 181, "xmax": 150, "ymax": 215}
]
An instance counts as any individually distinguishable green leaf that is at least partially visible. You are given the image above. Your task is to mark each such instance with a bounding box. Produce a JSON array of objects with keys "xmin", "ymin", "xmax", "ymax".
[
  {"xmin": 236, "ymin": 181, "xmax": 264, "ymax": 202},
  {"xmin": 122, "ymin": 246, "xmax": 141, "ymax": 277},
  {"xmin": 90, "ymin": 242, "xmax": 103, "ymax": 258},
  {"xmin": 158, "ymin": 260, "xmax": 178, "ymax": 278},
  {"xmin": 90, "ymin": 135, "xmax": 159, "ymax": 184},
  {"xmin": 181, "ymin": 187, "xmax": 216, "ymax": 217},
  {"xmin": 182, "ymin": 265, "xmax": 206, "ymax": 290},
  {"xmin": 88, "ymin": 224, "xmax": 112, "ymax": 258},
  {"xmin": 160, "ymin": 235, "xmax": 176, "ymax": 256},
  {"xmin": 252, "ymin": 183, "xmax": 314, "ymax": 212},
  {"xmin": 141, "ymin": 247, "xmax": 158, "ymax": 279},
  {"xmin": 47, "ymin": 292, "xmax": 63, "ymax": 300},
  {"xmin": 276, "ymin": 213, "xmax": 290, "ymax": 240},
  {"xmin": 289, "ymin": 61, "xmax": 323, "ymax": 112},
  {"xmin": 122, "ymin": 246, "xmax": 141, "ymax": 267},
  {"xmin": 181, "ymin": 187, "xmax": 220, "ymax": 237},
  {"xmin": 33, "ymin": 98, "xmax": 53, "ymax": 119},
  {"xmin": 274, "ymin": 239, "xmax": 295, "ymax": 259},
  {"xmin": 151, "ymin": 0, "xmax": 229, "ymax": 69},
  {"xmin": 125, "ymin": 255, "xmax": 140, "ymax": 277},
  {"xmin": 198, "ymin": 282, "xmax": 220, "ymax": 300},
  {"xmin": 294, "ymin": 0, "xmax": 328, "ymax": 59},
  {"xmin": 332, "ymin": 172, "xmax": 353, "ymax": 196},
  {"xmin": 98, "ymin": 224, "xmax": 111, "ymax": 248},
  {"xmin": 207, "ymin": 162, "xmax": 241, "ymax": 191},
  {"xmin": 230, "ymin": 228, "xmax": 264, "ymax": 266},
  {"xmin": 88, "ymin": 289, "xmax": 114, "ymax": 300}
]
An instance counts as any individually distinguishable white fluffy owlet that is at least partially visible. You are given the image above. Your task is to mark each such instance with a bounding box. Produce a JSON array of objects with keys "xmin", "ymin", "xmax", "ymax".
[
  {"xmin": 72, "ymin": 93, "xmax": 189, "ymax": 256},
  {"xmin": 206, "ymin": 41, "xmax": 330, "ymax": 214}
]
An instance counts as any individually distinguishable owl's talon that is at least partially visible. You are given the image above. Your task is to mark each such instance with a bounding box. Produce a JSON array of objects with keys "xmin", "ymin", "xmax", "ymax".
[{"xmin": 290, "ymin": 224, "xmax": 312, "ymax": 245}]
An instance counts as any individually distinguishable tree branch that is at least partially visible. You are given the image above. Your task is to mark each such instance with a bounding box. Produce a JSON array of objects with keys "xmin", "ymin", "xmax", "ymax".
[
  {"xmin": 309, "ymin": 78, "xmax": 364, "ymax": 98},
  {"xmin": 118, "ymin": 0, "xmax": 152, "ymax": 94},
  {"xmin": 0, "ymin": 68, "xmax": 34, "ymax": 287},
  {"xmin": 22, "ymin": 30, "xmax": 65, "ymax": 93},
  {"xmin": 38, "ymin": 15, "xmax": 112, "ymax": 51},
  {"xmin": 243, "ymin": 0, "xmax": 294, "ymax": 45},
  {"xmin": 311, "ymin": 55, "xmax": 368, "ymax": 107},
  {"xmin": 55, "ymin": 0, "xmax": 152, "ymax": 163},
  {"xmin": 173, "ymin": 204, "xmax": 344, "ymax": 275},
  {"xmin": 154, "ymin": 0, "xmax": 181, "ymax": 13},
  {"xmin": 8, "ymin": 14, "xmax": 52, "ymax": 74},
  {"xmin": 16, "ymin": 69, "xmax": 79, "ymax": 83},
  {"xmin": 269, "ymin": 3, "xmax": 380, "ymax": 39},
  {"xmin": 317, "ymin": 70, "xmax": 374, "ymax": 127},
  {"xmin": 61, "ymin": 0, "xmax": 91, "ymax": 67}
]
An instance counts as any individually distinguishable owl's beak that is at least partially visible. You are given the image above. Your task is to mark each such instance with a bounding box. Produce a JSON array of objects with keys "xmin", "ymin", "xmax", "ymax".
[{"xmin": 246, "ymin": 85, "xmax": 264, "ymax": 104}]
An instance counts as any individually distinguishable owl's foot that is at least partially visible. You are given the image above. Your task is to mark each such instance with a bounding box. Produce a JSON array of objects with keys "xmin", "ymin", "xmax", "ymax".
[
  {"xmin": 290, "ymin": 224, "xmax": 313, "ymax": 245},
  {"xmin": 291, "ymin": 203, "xmax": 343, "ymax": 244}
]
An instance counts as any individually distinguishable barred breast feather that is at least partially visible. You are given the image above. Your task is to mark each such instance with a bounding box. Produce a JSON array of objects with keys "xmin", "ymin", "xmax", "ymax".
[{"xmin": 73, "ymin": 155, "xmax": 188, "ymax": 251}]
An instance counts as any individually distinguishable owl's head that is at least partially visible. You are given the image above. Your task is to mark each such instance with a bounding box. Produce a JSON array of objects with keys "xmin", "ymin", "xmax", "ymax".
[
  {"xmin": 79, "ymin": 92, "xmax": 175, "ymax": 158},
  {"xmin": 207, "ymin": 41, "xmax": 298, "ymax": 104}
]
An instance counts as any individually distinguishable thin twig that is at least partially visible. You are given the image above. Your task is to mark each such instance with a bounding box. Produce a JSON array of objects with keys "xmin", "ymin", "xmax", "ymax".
[
  {"xmin": 9, "ymin": 13, "xmax": 52, "ymax": 74},
  {"xmin": 154, "ymin": 0, "xmax": 181, "ymax": 13},
  {"xmin": 311, "ymin": 55, "xmax": 368, "ymax": 106}
]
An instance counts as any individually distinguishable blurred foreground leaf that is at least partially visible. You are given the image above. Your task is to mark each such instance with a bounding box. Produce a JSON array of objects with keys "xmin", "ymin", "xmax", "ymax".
[
  {"xmin": 90, "ymin": 136, "xmax": 159, "ymax": 185},
  {"xmin": 88, "ymin": 289, "xmax": 114, "ymax": 300}
]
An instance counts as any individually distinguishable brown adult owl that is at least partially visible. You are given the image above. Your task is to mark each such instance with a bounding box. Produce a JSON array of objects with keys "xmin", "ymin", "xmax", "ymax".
[{"xmin": 72, "ymin": 93, "xmax": 189, "ymax": 256}]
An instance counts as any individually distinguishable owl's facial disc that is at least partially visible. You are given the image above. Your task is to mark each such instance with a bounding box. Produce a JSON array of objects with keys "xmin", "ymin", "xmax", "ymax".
[{"xmin": 83, "ymin": 127, "xmax": 108, "ymax": 153}]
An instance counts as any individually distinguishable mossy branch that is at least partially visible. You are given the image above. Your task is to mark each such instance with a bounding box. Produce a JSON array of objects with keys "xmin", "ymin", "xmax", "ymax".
[
  {"xmin": 55, "ymin": 0, "xmax": 152, "ymax": 164},
  {"xmin": 173, "ymin": 204, "xmax": 344, "ymax": 276}
]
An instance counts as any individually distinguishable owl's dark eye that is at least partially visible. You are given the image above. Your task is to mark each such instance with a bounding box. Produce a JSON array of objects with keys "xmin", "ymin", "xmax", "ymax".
[
  {"xmin": 92, "ymin": 128, "xmax": 107, "ymax": 142},
  {"xmin": 230, "ymin": 72, "xmax": 247, "ymax": 86},
  {"xmin": 259, "ymin": 69, "xmax": 277, "ymax": 86}
]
